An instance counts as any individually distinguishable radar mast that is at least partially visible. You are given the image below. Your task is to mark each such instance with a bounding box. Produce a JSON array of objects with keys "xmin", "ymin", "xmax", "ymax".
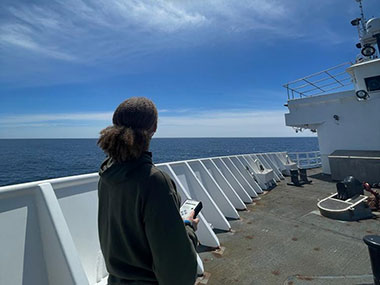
[{"xmin": 351, "ymin": 0, "xmax": 380, "ymax": 59}]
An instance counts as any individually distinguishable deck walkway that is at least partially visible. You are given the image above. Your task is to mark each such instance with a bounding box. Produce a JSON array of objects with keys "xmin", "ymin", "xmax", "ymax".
[{"xmin": 198, "ymin": 168, "xmax": 379, "ymax": 285}]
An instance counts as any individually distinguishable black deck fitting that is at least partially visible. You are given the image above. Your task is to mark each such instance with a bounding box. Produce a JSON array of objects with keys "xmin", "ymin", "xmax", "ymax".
[
  {"xmin": 299, "ymin": 168, "xmax": 312, "ymax": 184},
  {"xmin": 287, "ymin": 169, "xmax": 305, "ymax": 187},
  {"xmin": 363, "ymin": 235, "xmax": 380, "ymax": 285}
]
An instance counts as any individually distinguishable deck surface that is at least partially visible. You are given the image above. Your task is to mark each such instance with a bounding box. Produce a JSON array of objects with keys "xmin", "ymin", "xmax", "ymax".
[{"xmin": 198, "ymin": 168, "xmax": 379, "ymax": 285}]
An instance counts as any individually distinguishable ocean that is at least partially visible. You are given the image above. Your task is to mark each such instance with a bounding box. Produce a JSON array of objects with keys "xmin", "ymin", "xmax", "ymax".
[{"xmin": 0, "ymin": 137, "xmax": 319, "ymax": 186}]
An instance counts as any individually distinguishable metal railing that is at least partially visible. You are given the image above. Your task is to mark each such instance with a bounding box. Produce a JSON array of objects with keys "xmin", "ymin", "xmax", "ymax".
[
  {"xmin": 288, "ymin": 151, "xmax": 322, "ymax": 169},
  {"xmin": 283, "ymin": 62, "xmax": 353, "ymax": 100}
]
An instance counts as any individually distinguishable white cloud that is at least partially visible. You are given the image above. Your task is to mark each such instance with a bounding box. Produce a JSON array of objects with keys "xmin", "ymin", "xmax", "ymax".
[
  {"xmin": 0, "ymin": 0, "xmax": 359, "ymax": 86},
  {"xmin": 0, "ymin": 0, "xmax": 294, "ymax": 64},
  {"xmin": 0, "ymin": 24, "xmax": 77, "ymax": 61},
  {"xmin": 0, "ymin": 109, "xmax": 315, "ymax": 138},
  {"xmin": 0, "ymin": 0, "xmax": 208, "ymax": 63},
  {"xmin": 0, "ymin": 112, "xmax": 113, "ymax": 124},
  {"xmin": 156, "ymin": 109, "xmax": 304, "ymax": 137}
]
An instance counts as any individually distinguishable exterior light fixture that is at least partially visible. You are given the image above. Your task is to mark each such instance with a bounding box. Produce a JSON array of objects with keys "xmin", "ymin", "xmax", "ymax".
[
  {"xmin": 356, "ymin": 89, "xmax": 369, "ymax": 100},
  {"xmin": 361, "ymin": 45, "xmax": 376, "ymax": 57}
]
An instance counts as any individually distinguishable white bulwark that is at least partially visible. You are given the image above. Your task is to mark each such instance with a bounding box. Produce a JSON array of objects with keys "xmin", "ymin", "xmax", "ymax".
[{"xmin": 0, "ymin": 151, "xmax": 311, "ymax": 285}]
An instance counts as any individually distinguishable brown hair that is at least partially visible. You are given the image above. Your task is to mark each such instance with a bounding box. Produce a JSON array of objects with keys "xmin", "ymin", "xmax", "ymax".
[{"xmin": 98, "ymin": 97, "xmax": 158, "ymax": 162}]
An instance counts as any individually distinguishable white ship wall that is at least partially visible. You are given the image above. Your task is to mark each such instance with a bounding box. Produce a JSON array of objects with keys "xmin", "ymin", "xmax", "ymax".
[{"xmin": 285, "ymin": 90, "xmax": 380, "ymax": 174}]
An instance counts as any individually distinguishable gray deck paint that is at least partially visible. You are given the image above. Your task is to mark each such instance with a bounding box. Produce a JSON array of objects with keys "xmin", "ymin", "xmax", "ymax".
[{"xmin": 198, "ymin": 168, "xmax": 379, "ymax": 285}]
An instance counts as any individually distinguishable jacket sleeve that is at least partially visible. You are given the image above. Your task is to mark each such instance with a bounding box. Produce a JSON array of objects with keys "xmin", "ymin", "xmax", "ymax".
[
  {"xmin": 144, "ymin": 170, "xmax": 198, "ymax": 285},
  {"xmin": 185, "ymin": 226, "xmax": 198, "ymax": 249}
]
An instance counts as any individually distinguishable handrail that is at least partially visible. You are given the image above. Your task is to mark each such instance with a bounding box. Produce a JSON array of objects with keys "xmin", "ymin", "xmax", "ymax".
[
  {"xmin": 288, "ymin": 151, "xmax": 321, "ymax": 169},
  {"xmin": 283, "ymin": 62, "xmax": 353, "ymax": 100}
]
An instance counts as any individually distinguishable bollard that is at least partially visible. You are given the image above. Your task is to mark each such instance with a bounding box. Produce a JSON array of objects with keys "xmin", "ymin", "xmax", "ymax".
[
  {"xmin": 299, "ymin": 168, "xmax": 312, "ymax": 184},
  {"xmin": 363, "ymin": 235, "xmax": 380, "ymax": 285},
  {"xmin": 287, "ymin": 170, "xmax": 302, "ymax": 187}
]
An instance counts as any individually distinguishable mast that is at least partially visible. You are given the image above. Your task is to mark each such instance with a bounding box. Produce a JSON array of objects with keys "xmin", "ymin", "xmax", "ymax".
[{"xmin": 356, "ymin": 0, "xmax": 366, "ymax": 34}]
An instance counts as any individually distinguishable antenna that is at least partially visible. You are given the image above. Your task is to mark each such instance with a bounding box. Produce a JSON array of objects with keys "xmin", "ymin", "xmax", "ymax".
[{"xmin": 356, "ymin": 0, "xmax": 367, "ymax": 33}]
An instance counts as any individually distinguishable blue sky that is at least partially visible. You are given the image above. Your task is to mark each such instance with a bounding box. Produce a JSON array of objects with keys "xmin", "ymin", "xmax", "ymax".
[{"xmin": 1, "ymin": 0, "xmax": 379, "ymax": 138}]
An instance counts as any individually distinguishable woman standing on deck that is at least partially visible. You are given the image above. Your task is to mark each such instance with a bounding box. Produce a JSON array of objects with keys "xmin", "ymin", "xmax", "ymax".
[{"xmin": 97, "ymin": 97, "xmax": 199, "ymax": 285}]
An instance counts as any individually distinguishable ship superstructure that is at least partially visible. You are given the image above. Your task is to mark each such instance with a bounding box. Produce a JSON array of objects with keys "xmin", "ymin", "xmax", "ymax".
[{"xmin": 284, "ymin": 0, "xmax": 380, "ymax": 178}]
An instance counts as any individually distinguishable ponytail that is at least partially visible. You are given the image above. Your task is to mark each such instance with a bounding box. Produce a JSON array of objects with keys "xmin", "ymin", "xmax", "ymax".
[{"xmin": 98, "ymin": 125, "xmax": 151, "ymax": 162}]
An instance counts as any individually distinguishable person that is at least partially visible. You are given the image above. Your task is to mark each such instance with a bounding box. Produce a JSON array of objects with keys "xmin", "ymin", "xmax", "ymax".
[{"xmin": 97, "ymin": 97, "xmax": 199, "ymax": 285}]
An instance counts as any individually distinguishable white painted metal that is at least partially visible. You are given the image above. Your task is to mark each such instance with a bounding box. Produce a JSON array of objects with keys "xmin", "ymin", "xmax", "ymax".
[
  {"xmin": 0, "ymin": 180, "xmax": 91, "ymax": 285},
  {"xmin": 211, "ymin": 158, "xmax": 253, "ymax": 203},
  {"xmin": 347, "ymin": 59, "xmax": 380, "ymax": 95},
  {"xmin": 196, "ymin": 255, "xmax": 205, "ymax": 276},
  {"xmin": 273, "ymin": 152, "xmax": 290, "ymax": 175},
  {"xmin": 239, "ymin": 155, "xmax": 275, "ymax": 190},
  {"xmin": 220, "ymin": 157, "xmax": 258, "ymax": 198},
  {"xmin": 283, "ymin": 0, "xmax": 380, "ymax": 175},
  {"xmin": 229, "ymin": 156, "xmax": 263, "ymax": 194},
  {"xmin": 285, "ymin": 88, "xmax": 380, "ymax": 174},
  {"xmin": 288, "ymin": 151, "xmax": 322, "ymax": 169},
  {"xmin": 267, "ymin": 153, "xmax": 297, "ymax": 176},
  {"xmin": 262, "ymin": 154, "xmax": 285, "ymax": 179},
  {"xmin": 156, "ymin": 164, "xmax": 220, "ymax": 248},
  {"xmin": 283, "ymin": 62, "xmax": 352, "ymax": 99},
  {"xmin": 254, "ymin": 154, "xmax": 282, "ymax": 181},
  {"xmin": 2, "ymin": 152, "xmax": 318, "ymax": 284},
  {"xmin": 266, "ymin": 153, "xmax": 285, "ymax": 173},
  {"xmin": 200, "ymin": 159, "xmax": 247, "ymax": 210},
  {"xmin": 0, "ymin": 186, "xmax": 42, "ymax": 285},
  {"xmin": 275, "ymin": 152, "xmax": 298, "ymax": 175},
  {"xmin": 51, "ymin": 180, "xmax": 104, "ymax": 284},
  {"xmin": 169, "ymin": 162, "xmax": 231, "ymax": 231},
  {"xmin": 1, "ymin": 170, "xmax": 209, "ymax": 285},
  {"xmin": 187, "ymin": 160, "xmax": 240, "ymax": 219},
  {"xmin": 37, "ymin": 183, "xmax": 90, "ymax": 285},
  {"xmin": 268, "ymin": 153, "xmax": 285, "ymax": 171},
  {"xmin": 255, "ymin": 154, "xmax": 282, "ymax": 182},
  {"xmin": 252, "ymin": 154, "xmax": 284, "ymax": 182},
  {"xmin": 52, "ymin": 175, "xmax": 121, "ymax": 284}
]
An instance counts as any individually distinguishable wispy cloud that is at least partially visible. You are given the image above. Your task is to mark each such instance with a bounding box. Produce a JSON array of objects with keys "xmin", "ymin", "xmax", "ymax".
[
  {"xmin": 0, "ymin": 109, "xmax": 315, "ymax": 138},
  {"xmin": 0, "ymin": 0, "xmax": 294, "ymax": 65},
  {"xmin": 0, "ymin": 0, "xmax": 208, "ymax": 63},
  {"xmin": 0, "ymin": 24, "xmax": 77, "ymax": 61},
  {"xmin": 0, "ymin": 0, "xmax": 361, "ymax": 86}
]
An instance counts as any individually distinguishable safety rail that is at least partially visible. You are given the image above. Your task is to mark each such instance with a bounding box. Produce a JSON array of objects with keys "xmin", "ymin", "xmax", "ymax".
[
  {"xmin": 0, "ymin": 151, "xmax": 306, "ymax": 285},
  {"xmin": 283, "ymin": 62, "xmax": 353, "ymax": 100},
  {"xmin": 288, "ymin": 151, "xmax": 322, "ymax": 169}
]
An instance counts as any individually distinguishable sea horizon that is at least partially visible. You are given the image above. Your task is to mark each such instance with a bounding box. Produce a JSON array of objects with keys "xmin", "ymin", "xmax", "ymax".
[
  {"xmin": 0, "ymin": 137, "xmax": 319, "ymax": 186},
  {"xmin": 0, "ymin": 136, "xmax": 317, "ymax": 139}
]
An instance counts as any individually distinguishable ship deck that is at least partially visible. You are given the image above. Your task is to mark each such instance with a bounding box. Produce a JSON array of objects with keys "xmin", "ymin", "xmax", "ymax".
[{"xmin": 198, "ymin": 168, "xmax": 379, "ymax": 285}]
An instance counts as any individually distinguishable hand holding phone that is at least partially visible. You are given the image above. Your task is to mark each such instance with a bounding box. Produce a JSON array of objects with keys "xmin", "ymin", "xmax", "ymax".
[
  {"xmin": 180, "ymin": 200, "xmax": 202, "ymax": 231},
  {"xmin": 180, "ymin": 199, "xmax": 203, "ymax": 219}
]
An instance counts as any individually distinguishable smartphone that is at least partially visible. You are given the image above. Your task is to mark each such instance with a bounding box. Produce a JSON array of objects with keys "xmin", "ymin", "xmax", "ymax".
[{"xmin": 180, "ymin": 199, "xmax": 203, "ymax": 219}]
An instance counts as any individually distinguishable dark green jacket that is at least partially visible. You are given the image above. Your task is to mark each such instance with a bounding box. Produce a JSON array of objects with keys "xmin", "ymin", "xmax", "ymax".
[{"xmin": 98, "ymin": 152, "xmax": 198, "ymax": 285}]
